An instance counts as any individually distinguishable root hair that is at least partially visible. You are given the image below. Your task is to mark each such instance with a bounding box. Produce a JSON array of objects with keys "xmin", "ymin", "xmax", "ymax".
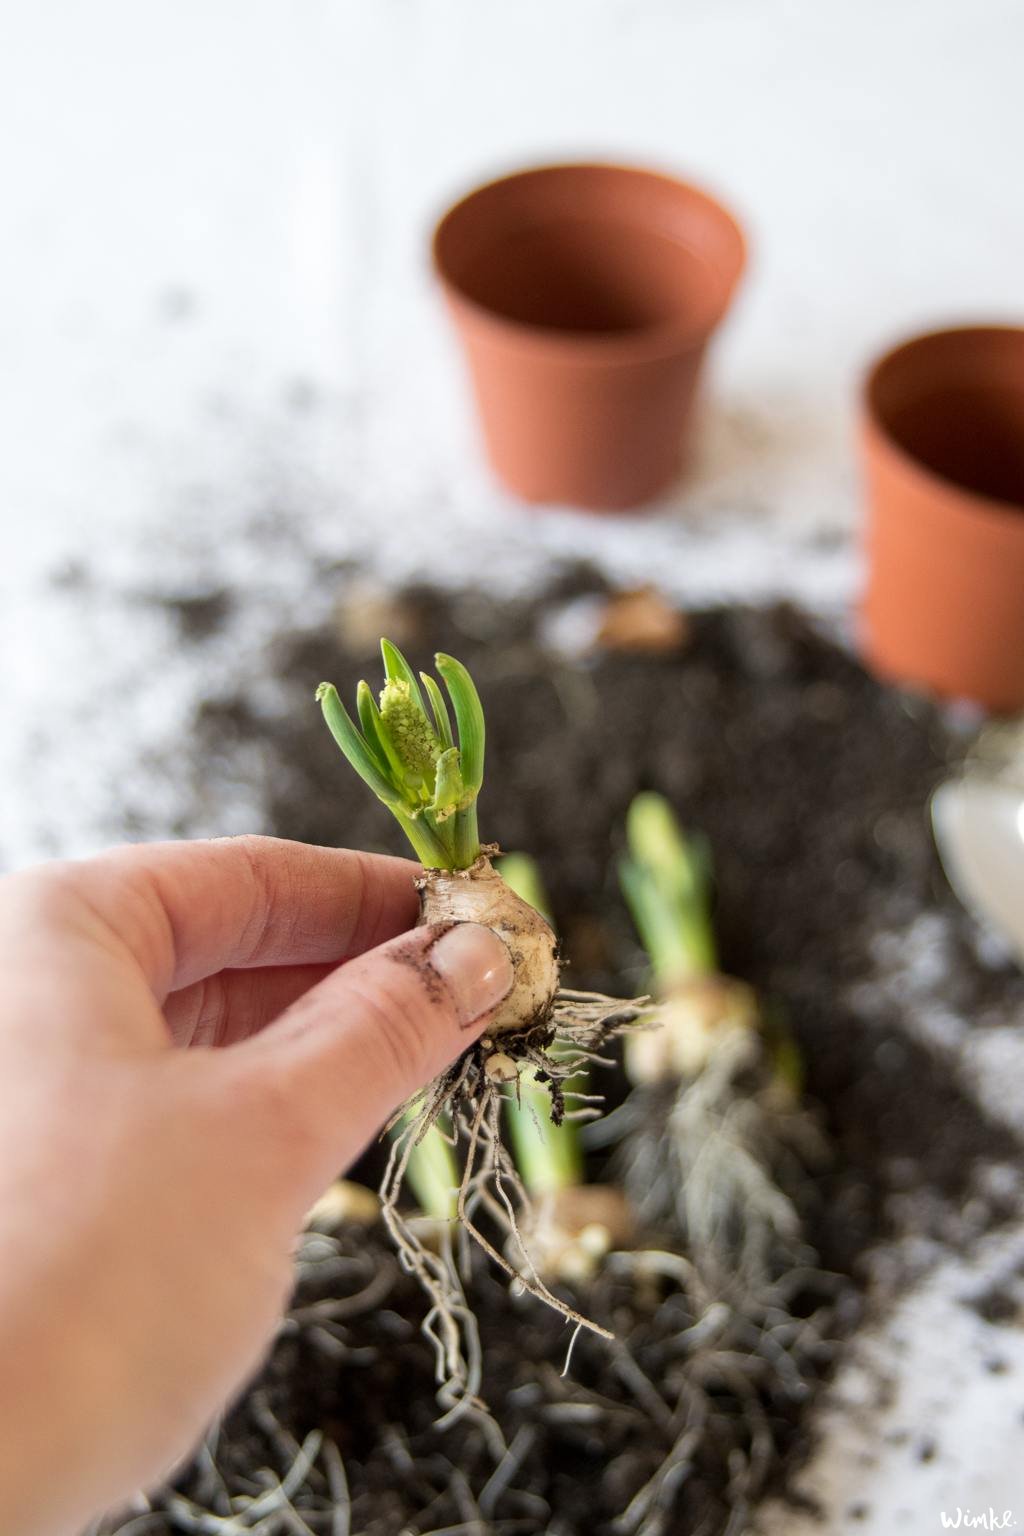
[{"xmin": 379, "ymin": 986, "xmax": 651, "ymax": 1419}]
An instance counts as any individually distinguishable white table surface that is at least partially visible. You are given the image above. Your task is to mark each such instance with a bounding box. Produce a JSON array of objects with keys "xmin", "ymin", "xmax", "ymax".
[{"xmin": 3, "ymin": 3, "xmax": 1024, "ymax": 1528}]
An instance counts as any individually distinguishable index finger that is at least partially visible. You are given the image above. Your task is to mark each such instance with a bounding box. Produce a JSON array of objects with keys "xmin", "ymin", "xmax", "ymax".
[{"xmin": 45, "ymin": 836, "xmax": 421, "ymax": 999}]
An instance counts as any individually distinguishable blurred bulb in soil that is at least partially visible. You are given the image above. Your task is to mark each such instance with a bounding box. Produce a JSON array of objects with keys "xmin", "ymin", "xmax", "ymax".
[
  {"xmin": 512, "ymin": 1186, "xmax": 635, "ymax": 1286},
  {"xmin": 626, "ymin": 975, "xmax": 758, "ymax": 1084},
  {"xmin": 304, "ymin": 1179, "xmax": 382, "ymax": 1230}
]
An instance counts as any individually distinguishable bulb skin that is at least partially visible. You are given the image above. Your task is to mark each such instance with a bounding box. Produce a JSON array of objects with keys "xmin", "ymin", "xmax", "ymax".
[{"xmin": 418, "ymin": 855, "xmax": 560, "ymax": 1037}]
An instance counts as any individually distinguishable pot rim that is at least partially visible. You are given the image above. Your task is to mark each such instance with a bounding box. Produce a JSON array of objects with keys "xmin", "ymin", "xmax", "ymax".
[
  {"xmin": 862, "ymin": 321, "xmax": 1024, "ymax": 528},
  {"xmin": 431, "ymin": 159, "xmax": 748, "ymax": 366}
]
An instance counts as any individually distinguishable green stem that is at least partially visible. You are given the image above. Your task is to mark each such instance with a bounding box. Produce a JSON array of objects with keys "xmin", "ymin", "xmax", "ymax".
[
  {"xmin": 495, "ymin": 853, "xmax": 551, "ymax": 920},
  {"xmin": 496, "ymin": 852, "xmax": 581, "ymax": 1196},
  {"xmin": 507, "ymin": 1068, "xmax": 583, "ymax": 1194},
  {"xmin": 401, "ymin": 1113, "xmax": 459, "ymax": 1222},
  {"xmin": 452, "ymin": 804, "xmax": 481, "ymax": 870},
  {"xmin": 620, "ymin": 791, "xmax": 717, "ymax": 990},
  {"xmin": 392, "ymin": 809, "xmax": 451, "ymax": 870}
]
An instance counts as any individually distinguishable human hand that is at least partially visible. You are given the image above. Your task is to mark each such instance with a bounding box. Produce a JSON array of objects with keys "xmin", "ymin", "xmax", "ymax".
[{"xmin": 0, "ymin": 835, "xmax": 512, "ymax": 1536}]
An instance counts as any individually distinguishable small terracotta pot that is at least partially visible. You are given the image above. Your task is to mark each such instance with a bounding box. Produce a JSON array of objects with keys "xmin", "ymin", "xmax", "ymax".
[
  {"xmin": 860, "ymin": 325, "xmax": 1024, "ymax": 714},
  {"xmin": 432, "ymin": 163, "xmax": 746, "ymax": 512}
]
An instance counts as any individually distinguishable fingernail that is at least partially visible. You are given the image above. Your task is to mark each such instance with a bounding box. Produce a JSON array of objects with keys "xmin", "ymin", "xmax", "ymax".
[{"xmin": 430, "ymin": 923, "xmax": 514, "ymax": 1029}]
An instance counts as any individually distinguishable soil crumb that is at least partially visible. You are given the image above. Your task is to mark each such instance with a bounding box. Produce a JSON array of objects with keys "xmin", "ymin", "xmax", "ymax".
[{"xmin": 155, "ymin": 587, "xmax": 234, "ymax": 643}]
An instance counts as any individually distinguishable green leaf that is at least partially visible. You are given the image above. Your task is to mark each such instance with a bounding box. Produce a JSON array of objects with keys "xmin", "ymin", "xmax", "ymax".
[
  {"xmin": 431, "ymin": 747, "xmax": 465, "ymax": 822},
  {"xmin": 381, "ymin": 638, "xmax": 427, "ymax": 718},
  {"xmin": 316, "ymin": 684, "xmax": 401, "ymax": 807},
  {"xmin": 626, "ymin": 793, "xmax": 711, "ymax": 913},
  {"xmin": 317, "ymin": 647, "xmax": 487, "ymax": 873},
  {"xmin": 420, "ymin": 671, "xmax": 455, "ymax": 751},
  {"xmin": 497, "ymin": 852, "xmax": 552, "ymax": 921},
  {"xmin": 435, "ymin": 653, "xmax": 485, "ymax": 795},
  {"xmin": 355, "ymin": 681, "xmax": 392, "ymax": 776},
  {"xmin": 392, "ymin": 807, "xmax": 451, "ymax": 868},
  {"xmin": 620, "ymin": 857, "xmax": 698, "ymax": 984},
  {"xmin": 495, "ymin": 870, "xmax": 582, "ymax": 1194},
  {"xmin": 400, "ymin": 1113, "xmax": 459, "ymax": 1221},
  {"xmin": 621, "ymin": 792, "xmax": 718, "ymax": 984}
]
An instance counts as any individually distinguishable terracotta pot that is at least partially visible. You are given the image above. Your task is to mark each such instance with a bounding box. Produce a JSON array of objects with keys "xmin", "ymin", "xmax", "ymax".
[
  {"xmin": 432, "ymin": 163, "xmax": 746, "ymax": 512},
  {"xmin": 860, "ymin": 325, "xmax": 1024, "ymax": 714}
]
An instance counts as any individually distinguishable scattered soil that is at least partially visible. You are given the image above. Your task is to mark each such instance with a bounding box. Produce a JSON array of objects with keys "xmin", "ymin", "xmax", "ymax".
[
  {"xmin": 964, "ymin": 1255, "xmax": 1024, "ymax": 1328},
  {"xmin": 150, "ymin": 586, "xmax": 235, "ymax": 643},
  {"xmin": 104, "ymin": 569, "xmax": 1024, "ymax": 1536}
]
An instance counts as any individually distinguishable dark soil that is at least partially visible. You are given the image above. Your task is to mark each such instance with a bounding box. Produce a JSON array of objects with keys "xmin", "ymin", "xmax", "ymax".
[
  {"xmin": 105, "ymin": 570, "xmax": 1024, "ymax": 1536},
  {"xmin": 147, "ymin": 1219, "xmax": 842, "ymax": 1536},
  {"xmin": 157, "ymin": 587, "xmax": 234, "ymax": 643},
  {"xmin": 964, "ymin": 1254, "xmax": 1024, "ymax": 1327}
]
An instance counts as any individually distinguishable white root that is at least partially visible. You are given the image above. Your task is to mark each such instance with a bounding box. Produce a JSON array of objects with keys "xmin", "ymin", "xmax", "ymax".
[{"xmin": 378, "ymin": 867, "xmax": 654, "ymax": 1418}]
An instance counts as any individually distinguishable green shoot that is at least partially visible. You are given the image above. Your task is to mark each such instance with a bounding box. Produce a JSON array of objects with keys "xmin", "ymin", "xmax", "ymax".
[
  {"xmin": 495, "ymin": 853, "xmax": 552, "ymax": 922},
  {"xmin": 401, "ymin": 1111, "xmax": 460, "ymax": 1223},
  {"xmin": 619, "ymin": 791, "xmax": 717, "ymax": 989},
  {"xmin": 619, "ymin": 792, "xmax": 805, "ymax": 1092},
  {"xmin": 497, "ymin": 853, "xmax": 583, "ymax": 1195},
  {"xmin": 317, "ymin": 641, "xmax": 485, "ymax": 871}
]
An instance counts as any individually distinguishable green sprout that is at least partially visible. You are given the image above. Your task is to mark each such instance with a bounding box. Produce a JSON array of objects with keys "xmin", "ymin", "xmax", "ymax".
[
  {"xmin": 497, "ymin": 853, "xmax": 583, "ymax": 1195},
  {"xmin": 619, "ymin": 791, "xmax": 717, "ymax": 989},
  {"xmin": 619, "ymin": 792, "xmax": 802, "ymax": 1090},
  {"xmin": 316, "ymin": 641, "xmax": 484, "ymax": 870},
  {"xmin": 317, "ymin": 641, "xmax": 486, "ymax": 1222},
  {"xmin": 401, "ymin": 1111, "xmax": 460, "ymax": 1223}
]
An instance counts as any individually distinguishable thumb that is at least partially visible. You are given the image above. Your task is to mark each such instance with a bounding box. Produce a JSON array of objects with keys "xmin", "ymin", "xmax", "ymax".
[{"xmin": 223, "ymin": 921, "xmax": 513, "ymax": 1211}]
